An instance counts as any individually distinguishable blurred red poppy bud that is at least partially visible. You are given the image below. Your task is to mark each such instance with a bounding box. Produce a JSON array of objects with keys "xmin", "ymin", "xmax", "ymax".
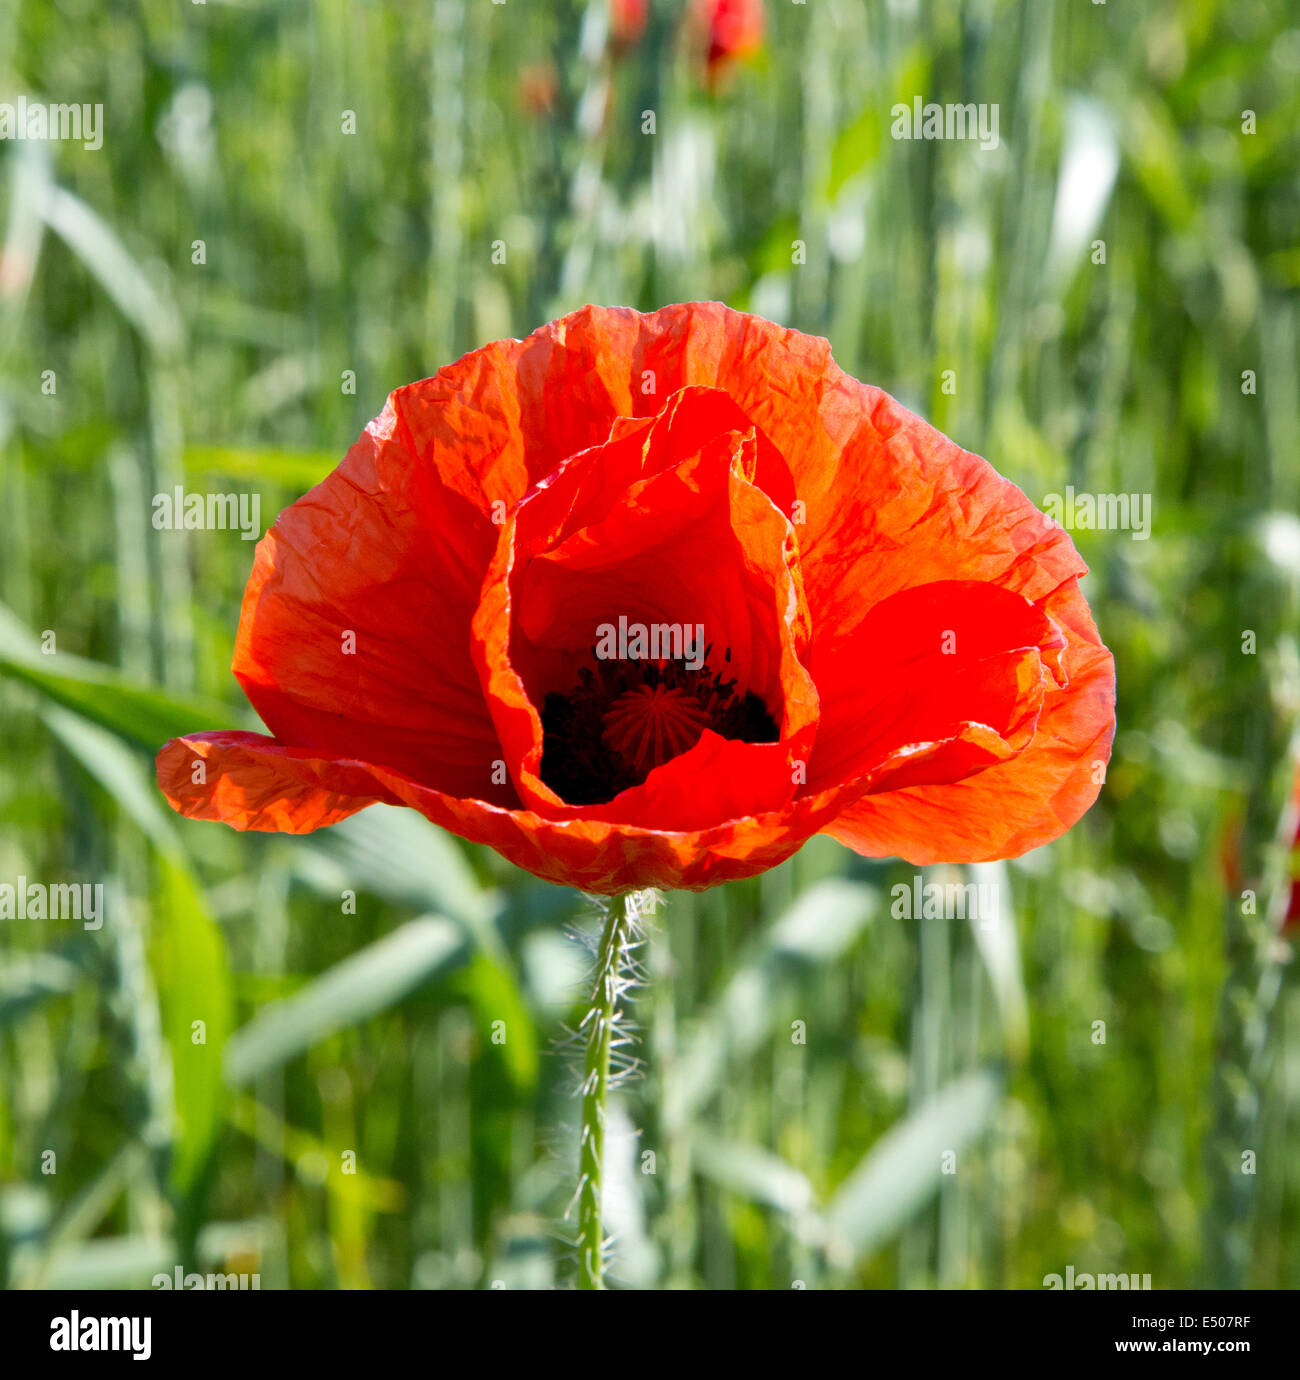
[
  {"xmin": 694, "ymin": 0, "xmax": 763, "ymax": 83},
  {"xmin": 610, "ymin": 0, "xmax": 649, "ymax": 51}
]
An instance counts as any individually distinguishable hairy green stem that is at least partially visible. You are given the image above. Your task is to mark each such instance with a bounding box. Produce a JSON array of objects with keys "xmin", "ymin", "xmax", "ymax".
[{"xmin": 576, "ymin": 892, "xmax": 636, "ymax": 1290}]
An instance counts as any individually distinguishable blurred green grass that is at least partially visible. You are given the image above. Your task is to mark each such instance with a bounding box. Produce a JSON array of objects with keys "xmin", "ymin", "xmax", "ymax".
[{"xmin": 1, "ymin": 0, "xmax": 1298, "ymax": 1289}]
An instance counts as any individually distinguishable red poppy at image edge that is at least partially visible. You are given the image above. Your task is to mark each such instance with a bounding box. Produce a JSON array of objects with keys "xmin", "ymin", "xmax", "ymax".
[
  {"xmin": 155, "ymin": 302, "xmax": 1117, "ymax": 894},
  {"xmin": 609, "ymin": 0, "xmax": 649, "ymax": 49},
  {"xmin": 697, "ymin": 0, "xmax": 764, "ymax": 75}
]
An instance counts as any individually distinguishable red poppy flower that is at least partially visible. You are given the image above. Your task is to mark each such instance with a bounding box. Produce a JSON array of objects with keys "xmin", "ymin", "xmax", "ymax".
[
  {"xmin": 609, "ymin": 0, "xmax": 649, "ymax": 50},
  {"xmin": 156, "ymin": 302, "xmax": 1116, "ymax": 893},
  {"xmin": 695, "ymin": 0, "xmax": 763, "ymax": 79}
]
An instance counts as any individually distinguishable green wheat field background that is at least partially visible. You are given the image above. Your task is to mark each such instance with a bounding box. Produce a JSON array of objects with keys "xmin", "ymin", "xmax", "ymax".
[{"xmin": 1, "ymin": 0, "xmax": 1298, "ymax": 1290}]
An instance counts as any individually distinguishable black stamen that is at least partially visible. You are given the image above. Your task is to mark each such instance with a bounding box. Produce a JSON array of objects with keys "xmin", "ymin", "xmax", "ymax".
[{"xmin": 539, "ymin": 644, "xmax": 779, "ymax": 805}]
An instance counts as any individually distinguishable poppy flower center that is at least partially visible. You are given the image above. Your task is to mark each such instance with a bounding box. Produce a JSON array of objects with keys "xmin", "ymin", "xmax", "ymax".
[{"xmin": 539, "ymin": 647, "xmax": 779, "ymax": 805}]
